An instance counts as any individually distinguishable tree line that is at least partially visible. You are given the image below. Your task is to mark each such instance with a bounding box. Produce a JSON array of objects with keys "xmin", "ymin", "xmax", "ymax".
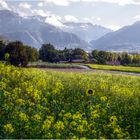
[
  {"xmin": 0, "ymin": 40, "xmax": 140, "ymax": 67},
  {"xmin": 39, "ymin": 44, "xmax": 140, "ymax": 65},
  {"xmin": 0, "ymin": 41, "xmax": 38, "ymax": 66},
  {"xmin": 90, "ymin": 50, "xmax": 140, "ymax": 65},
  {"xmin": 39, "ymin": 44, "xmax": 88, "ymax": 62}
]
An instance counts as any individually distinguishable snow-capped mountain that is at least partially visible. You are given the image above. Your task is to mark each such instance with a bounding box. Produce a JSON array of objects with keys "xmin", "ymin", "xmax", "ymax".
[
  {"xmin": 0, "ymin": 10, "xmax": 89, "ymax": 50},
  {"xmin": 91, "ymin": 21, "xmax": 140, "ymax": 51},
  {"xmin": 3, "ymin": 9, "xmax": 139, "ymax": 52},
  {"xmin": 62, "ymin": 22, "xmax": 112, "ymax": 42}
]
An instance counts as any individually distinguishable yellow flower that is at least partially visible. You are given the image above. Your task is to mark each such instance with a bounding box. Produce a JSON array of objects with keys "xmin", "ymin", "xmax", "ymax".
[
  {"xmin": 4, "ymin": 123, "xmax": 14, "ymax": 134},
  {"xmin": 16, "ymin": 99, "xmax": 25, "ymax": 106},
  {"xmin": 72, "ymin": 112, "xmax": 82, "ymax": 120},
  {"xmin": 42, "ymin": 116, "xmax": 54, "ymax": 130},
  {"xmin": 54, "ymin": 121, "xmax": 64, "ymax": 131},
  {"xmin": 19, "ymin": 112, "xmax": 29, "ymax": 122},
  {"xmin": 42, "ymin": 119, "xmax": 52, "ymax": 130},
  {"xmin": 76, "ymin": 125, "xmax": 84, "ymax": 133},
  {"xmin": 32, "ymin": 114, "xmax": 41, "ymax": 122},
  {"xmin": 100, "ymin": 96, "xmax": 107, "ymax": 102},
  {"xmin": 63, "ymin": 112, "xmax": 72, "ymax": 120},
  {"xmin": 69, "ymin": 121, "xmax": 77, "ymax": 129},
  {"xmin": 91, "ymin": 110, "xmax": 99, "ymax": 119},
  {"xmin": 56, "ymin": 132, "xmax": 61, "ymax": 138},
  {"xmin": 110, "ymin": 116, "xmax": 118, "ymax": 123}
]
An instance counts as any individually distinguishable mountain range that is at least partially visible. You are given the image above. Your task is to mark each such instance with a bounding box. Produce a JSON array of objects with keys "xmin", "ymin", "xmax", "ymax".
[
  {"xmin": 91, "ymin": 21, "xmax": 140, "ymax": 52},
  {"xmin": 63, "ymin": 22, "xmax": 112, "ymax": 43},
  {"xmin": 1, "ymin": 10, "xmax": 140, "ymax": 52},
  {"xmin": 0, "ymin": 10, "xmax": 88, "ymax": 50},
  {"xmin": 0, "ymin": 10, "xmax": 112, "ymax": 51}
]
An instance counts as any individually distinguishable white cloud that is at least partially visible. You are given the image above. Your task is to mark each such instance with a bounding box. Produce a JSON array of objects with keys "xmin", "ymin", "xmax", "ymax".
[
  {"xmin": 15, "ymin": 10, "xmax": 29, "ymax": 17},
  {"xmin": 41, "ymin": 0, "xmax": 80, "ymax": 6},
  {"xmin": 83, "ymin": 16, "xmax": 102, "ymax": 23},
  {"xmin": 40, "ymin": 0, "xmax": 140, "ymax": 6},
  {"xmin": 134, "ymin": 15, "xmax": 140, "ymax": 20},
  {"xmin": 31, "ymin": 9, "xmax": 63, "ymax": 27},
  {"xmin": 38, "ymin": 2, "xmax": 44, "ymax": 7},
  {"xmin": 45, "ymin": 15, "xmax": 64, "ymax": 27},
  {"xmin": 106, "ymin": 25, "xmax": 122, "ymax": 31},
  {"xmin": 32, "ymin": 9, "xmax": 50, "ymax": 17},
  {"xmin": 81, "ymin": 0, "xmax": 140, "ymax": 6},
  {"xmin": 0, "ymin": 0, "xmax": 10, "ymax": 10},
  {"xmin": 19, "ymin": 3, "xmax": 32, "ymax": 9},
  {"xmin": 89, "ymin": 0, "xmax": 140, "ymax": 6},
  {"xmin": 97, "ymin": 17, "xmax": 101, "ymax": 21},
  {"xmin": 64, "ymin": 15, "xmax": 79, "ymax": 22},
  {"xmin": 42, "ymin": 0, "xmax": 71, "ymax": 6}
]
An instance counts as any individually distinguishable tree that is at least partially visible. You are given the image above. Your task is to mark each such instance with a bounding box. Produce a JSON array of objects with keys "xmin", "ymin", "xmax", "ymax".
[
  {"xmin": 91, "ymin": 50, "xmax": 109, "ymax": 64},
  {"xmin": 0, "ymin": 40, "xmax": 6, "ymax": 60},
  {"xmin": 92, "ymin": 50, "xmax": 99, "ymax": 60},
  {"xmin": 5, "ymin": 41, "xmax": 38, "ymax": 67},
  {"xmin": 97, "ymin": 51, "xmax": 108, "ymax": 64},
  {"xmin": 62, "ymin": 48, "xmax": 73, "ymax": 62},
  {"xmin": 39, "ymin": 44, "xmax": 58, "ymax": 62},
  {"xmin": 132, "ymin": 55, "xmax": 140, "ymax": 64},
  {"xmin": 26, "ymin": 46, "xmax": 39, "ymax": 62},
  {"xmin": 120, "ymin": 53, "xmax": 132, "ymax": 65},
  {"xmin": 72, "ymin": 48, "xmax": 88, "ymax": 60}
]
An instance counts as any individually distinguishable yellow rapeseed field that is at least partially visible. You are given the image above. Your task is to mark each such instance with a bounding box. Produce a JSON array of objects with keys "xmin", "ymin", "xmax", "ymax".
[{"xmin": 0, "ymin": 62, "xmax": 140, "ymax": 139}]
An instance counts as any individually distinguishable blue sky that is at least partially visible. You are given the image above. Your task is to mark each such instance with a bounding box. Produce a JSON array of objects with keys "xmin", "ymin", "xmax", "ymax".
[{"xmin": 1, "ymin": 0, "xmax": 140, "ymax": 30}]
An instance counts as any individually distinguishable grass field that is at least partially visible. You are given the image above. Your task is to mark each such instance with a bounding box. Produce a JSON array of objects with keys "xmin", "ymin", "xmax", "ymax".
[
  {"xmin": 28, "ymin": 62, "xmax": 82, "ymax": 69},
  {"xmin": 86, "ymin": 64, "xmax": 140, "ymax": 73},
  {"xmin": 28, "ymin": 62, "xmax": 140, "ymax": 73},
  {"xmin": 0, "ymin": 63, "xmax": 140, "ymax": 139}
]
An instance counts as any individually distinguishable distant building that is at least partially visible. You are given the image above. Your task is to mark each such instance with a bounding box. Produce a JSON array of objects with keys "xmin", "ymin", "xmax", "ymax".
[
  {"xmin": 106, "ymin": 61, "xmax": 120, "ymax": 65},
  {"xmin": 71, "ymin": 59, "xmax": 85, "ymax": 63},
  {"xmin": 59, "ymin": 59, "xmax": 85, "ymax": 63}
]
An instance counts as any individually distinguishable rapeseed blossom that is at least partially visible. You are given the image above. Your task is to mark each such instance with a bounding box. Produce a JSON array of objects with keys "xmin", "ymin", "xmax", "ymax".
[
  {"xmin": 4, "ymin": 124, "xmax": 14, "ymax": 134},
  {"xmin": 0, "ymin": 62, "xmax": 139, "ymax": 139}
]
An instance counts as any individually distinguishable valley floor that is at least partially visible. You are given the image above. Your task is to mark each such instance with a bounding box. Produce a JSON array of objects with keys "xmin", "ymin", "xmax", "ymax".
[
  {"xmin": 86, "ymin": 64, "xmax": 140, "ymax": 74},
  {"xmin": 29, "ymin": 62, "xmax": 140, "ymax": 75},
  {"xmin": 38, "ymin": 66, "xmax": 140, "ymax": 77}
]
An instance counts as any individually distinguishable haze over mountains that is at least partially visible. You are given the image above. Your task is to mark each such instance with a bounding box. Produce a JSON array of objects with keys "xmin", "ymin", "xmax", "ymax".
[
  {"xmin": 0, "ymin": 10, "xmax": 112, "ymax": 51},
  {"xmin": 0, "ymin": 10, "xmax": 88, "ymax": 50},
  {"xmin": 91, "ymin": 21, "xmax": 140, "ymax": 52},
  {"xmin": 0, "ymin": 10, "xmax": 140, "ymax": 52},
  {"xmin": 63, "ymin": 22, "xmax": 112, "ymax": 42}
]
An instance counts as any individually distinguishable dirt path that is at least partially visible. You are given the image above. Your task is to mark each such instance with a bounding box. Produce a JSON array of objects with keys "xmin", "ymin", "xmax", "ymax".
[{"xmin": 39, "ymin": 67, "xmax": 140, "ymax": 77}]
